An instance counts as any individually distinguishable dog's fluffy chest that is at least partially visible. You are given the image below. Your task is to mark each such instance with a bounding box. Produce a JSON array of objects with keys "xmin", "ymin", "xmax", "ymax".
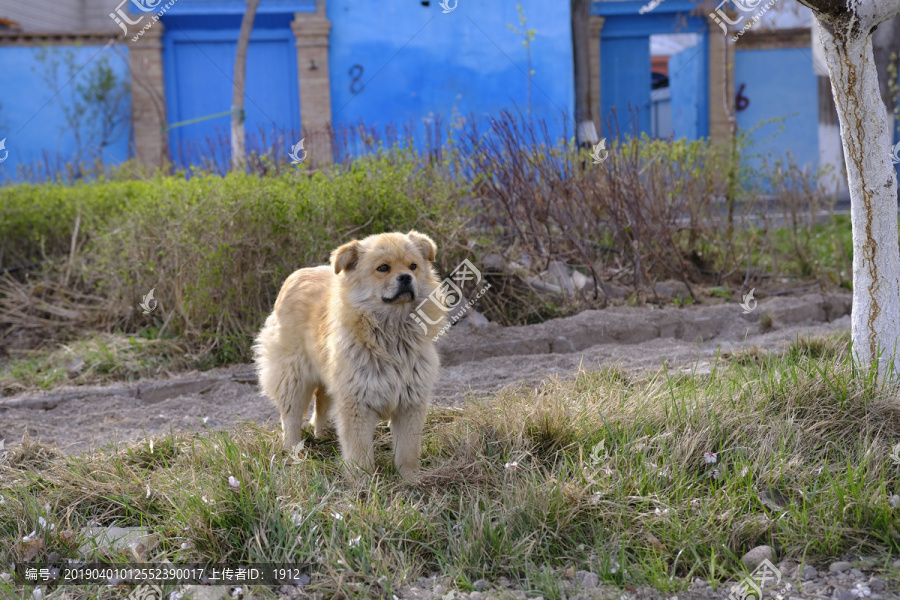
[{"xmin": 325, "ymin": 316, "xmax": 439, "ymax": 417}]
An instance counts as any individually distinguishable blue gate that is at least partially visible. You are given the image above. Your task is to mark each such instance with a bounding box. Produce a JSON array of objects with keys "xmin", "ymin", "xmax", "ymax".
[
  {"xmin": 161, "ymin": 4, "xmax": 308, "ymax": 170},
  {"xmin": 593, "ymin": 0, "xmax": 709, "ymax": 141}
]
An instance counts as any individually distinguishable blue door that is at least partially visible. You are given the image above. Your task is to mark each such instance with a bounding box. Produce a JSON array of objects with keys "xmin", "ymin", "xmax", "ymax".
[
  {"xmin": 163, "ymin": 27, "xmax": 300, "ymax": 171},
  {"xmin": 601, "ymin": 36, "xmax": 651, "ymax": 137},
  {"xmin": 593, "ymin": 0, "xmax": 709, "ymax": 142}
]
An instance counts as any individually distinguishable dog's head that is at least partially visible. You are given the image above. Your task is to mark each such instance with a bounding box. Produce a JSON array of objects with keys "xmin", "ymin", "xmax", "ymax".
[{"xmin": 331, "ymin": 231, "xmax": 438, "ymax": 309}]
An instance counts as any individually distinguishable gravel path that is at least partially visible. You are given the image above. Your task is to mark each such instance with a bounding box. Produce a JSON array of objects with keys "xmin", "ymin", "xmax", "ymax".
[{"xmin": 1, "ymin": 292, "xmax": 852, "ymax": 454}]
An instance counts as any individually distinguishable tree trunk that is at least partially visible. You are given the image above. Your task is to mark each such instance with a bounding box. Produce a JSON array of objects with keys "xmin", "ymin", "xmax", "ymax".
[
  {"xmin": 798, "ymin": 0, "xmax": 900, "ymax": 377},
  {"xmin": 231, "ymin": 0, "xmax": 260, "ymax": 170},
  {"xmin": 571, "ymin": 0, "xmax": 597, "ymax": 147}
]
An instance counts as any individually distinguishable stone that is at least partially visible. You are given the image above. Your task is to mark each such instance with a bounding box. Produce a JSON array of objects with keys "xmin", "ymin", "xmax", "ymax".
[
  {"xmin": 181, "ymin": 585, "xmax": 230, "ymax": 600},
  {"xmin": 433, "ymin": 585, "xmax": 446, "ymax": 596},
  {"xmin": 829, "ymin": 561, "xmax": 852, "ymax": 573},
  {"xmin": 575, "ymin": 571, "xmax": 599, "ymax": 589},
  {"xmin": 469, "ymin": 593, "xmax": 483, "ymax": 600},
  {"xmin": 869, "ymin": 579, "xmax": 886, "ymax": 592},
  {"xmin": 572, "ymin": 270, "xmax": 590, "ymax": 291},
  {"xmin": 481, "ymin": 254, "xmax": 507, "ymax": 273},
  {"xmin": 77, "ymin": 526, "xmax": 158, "ymax": 561},
  {"xmin": 545, "ymin": 261, "xmax": 576, "ymax": 296},
  {"xmin": 800, "ymin": 565, "xmax": 818, "ymax": 581},
  {"xmin": 654, "ymin": 280, "xmax": 691, "ymax": 300},
  {"xmin": 741, "ymin": 545, "xmax": 775, "ymax": 571},
  {"xmin": 832, "ymin": 590, "xmax": 856, "ymax": 600},
  {"xmin": 849, "ymin": 568, "xmax": 864, "ymax": 578},
  {"xmin": 473, "ymin": 579, "xmax": 488, "ymax": 591}
]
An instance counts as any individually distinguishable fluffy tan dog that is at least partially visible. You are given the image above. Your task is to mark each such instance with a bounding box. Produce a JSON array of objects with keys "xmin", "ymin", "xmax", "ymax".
[{"xmin": 253, "ymin": 231, "xmax": 446, "ymax": 477}]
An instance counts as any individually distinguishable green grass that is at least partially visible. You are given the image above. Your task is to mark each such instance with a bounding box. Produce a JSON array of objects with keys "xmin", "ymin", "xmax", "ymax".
[
  {"xmin": 0, "ymin": 333, "xmax": 193, "ymax": 396},
  {"xmin": 1, "ymin": 335, "xmax": 899, "ymax": 598}
]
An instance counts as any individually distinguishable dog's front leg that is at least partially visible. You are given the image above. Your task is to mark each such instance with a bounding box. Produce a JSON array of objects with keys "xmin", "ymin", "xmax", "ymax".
[
  {"xmin": 335, "ymin": 403, "xmax": 378, "ymax": 476},
  {"xmin": 391, "ymin": 402, "xmax": 428, "ymax": 478}
]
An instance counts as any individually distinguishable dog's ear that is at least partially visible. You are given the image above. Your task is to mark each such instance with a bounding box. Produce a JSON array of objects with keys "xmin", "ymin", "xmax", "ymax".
[
  {"xmin": 332, "ymin": 240, "xmax": 361, "ymax": 274},
  {"xmin": 407, "ymin": 231, "xmax": 437, "ymax": 262}
]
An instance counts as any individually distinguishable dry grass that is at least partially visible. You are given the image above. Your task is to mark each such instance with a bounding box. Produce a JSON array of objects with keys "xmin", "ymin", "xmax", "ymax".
[{"xmin": 1, "ymin": 336, "xmax": 899, "ymax": 598}]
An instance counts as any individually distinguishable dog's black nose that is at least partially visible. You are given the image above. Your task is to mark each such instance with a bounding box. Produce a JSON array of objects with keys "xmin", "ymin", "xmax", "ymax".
[{"xmin": 398, "ymin": 274, "xmax": 412, "ymax": 285}]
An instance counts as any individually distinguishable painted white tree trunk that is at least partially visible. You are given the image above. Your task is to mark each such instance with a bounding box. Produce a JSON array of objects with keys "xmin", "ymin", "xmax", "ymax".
[
  {"xmin": 799, "ymin": 0, "xmax": 900, "ymax": 377},
  {"xmin": 230, "ymin": 0, "xmax": 260, "ymax": 171}
]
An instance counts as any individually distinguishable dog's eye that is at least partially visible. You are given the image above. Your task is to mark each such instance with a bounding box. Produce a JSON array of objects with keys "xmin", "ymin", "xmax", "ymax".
[
  {"xmin": 376, "ymin": 264, "xmax": 390, "ymax": 273},
  {"xmin": 410, "ymin": 264, "xmax": 417, "ymax": 271}
]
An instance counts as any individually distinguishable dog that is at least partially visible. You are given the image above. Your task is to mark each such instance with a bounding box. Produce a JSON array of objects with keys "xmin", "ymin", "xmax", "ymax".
[{"xmin": 253, "ymin": 231, "xmax": 446, "ymax": 478}]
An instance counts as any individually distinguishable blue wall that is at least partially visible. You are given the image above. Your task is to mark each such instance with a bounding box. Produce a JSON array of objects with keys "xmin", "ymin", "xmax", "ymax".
[
  {"xmin": 326, "ymin": 0, "xmax": 575, "ymax": 153},
  {"xmin": 0, "ymin": 44, "xmax": 131, "ymax": 183},
  {"xmin": 734, "ymin": 47, "xmax": 819, "ymax": 172}
]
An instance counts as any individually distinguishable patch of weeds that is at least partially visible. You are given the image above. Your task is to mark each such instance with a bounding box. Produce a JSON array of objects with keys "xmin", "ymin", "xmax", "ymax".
[{"xmin": 1, "ymin": 338, "xmax": 899, "ymax": 598}]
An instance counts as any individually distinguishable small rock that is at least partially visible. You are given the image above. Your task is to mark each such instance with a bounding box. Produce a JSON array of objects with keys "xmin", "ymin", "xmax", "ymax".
[
  {"xmin": 77, "ymin": 526, "xmax": 158, "ymax": 560},
  {"xmin": 564, "ymin": 567, "xmax": 575, "ymax": 579},
  {"xmin": 482, "ymin": 254, "xmax": 506, "ymax": 273},
  {"xmin": 833, "ymin": 590, "xmax": 856, "ymax": 600},
  {"xmin": 849, "ymin": 568, "xmax": 864, "ymax": 578},
  {"xmin": 65, "ymin": 356, "xmax": 85, "ymax": 378},
  {"xmin": 829, "ymin": 561, "xmax": 852, "ymax": 573},
  {"xmin": 433, "ymin": 585, "xmax": 446, "ymax": 596},
  {"xmin": 869, "ymin": 579, "xmax": 885, "ymax": 592},
  {"xmin": 653, "ymin": 280, "xmax": 690, "ymax": 300},
  {"xmin": 181, "ymin": 585, "xmax": 230, "ymax": 600},
  {"xmin": 741, "ymin": 545, "xmax": 775, "ymax": 571},
  {"xmin": 575, "ymin": 571, "xmax": 600, "ymax": 589},
  {"xmin": 546, "ymin": 261, "xmax": 576, "ymax": 296},
  {"xmin": 572, "ymin": 270, "xmax": 590, "ymax": 291},
  {"xmin": 800, "ymin": 565, "xmax": 818, "ymax": 581},
  {"xmin": 470, "ymin": 593, "xmax": 483, "ymax": 600},
  {"xmin": 473, "ymin": 579, "xmax": 488, "ymax": 591}
]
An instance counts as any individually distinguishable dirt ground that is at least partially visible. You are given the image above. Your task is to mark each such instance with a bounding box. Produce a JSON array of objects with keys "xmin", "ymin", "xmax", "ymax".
[{"xmin": 0, "ymin": 291, "xmax": 852, "ymax": 454}]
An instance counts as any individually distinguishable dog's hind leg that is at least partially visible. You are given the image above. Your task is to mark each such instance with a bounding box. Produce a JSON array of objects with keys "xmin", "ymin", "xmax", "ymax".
[
  {"xmin": 311, "ymin": 388, "xmax": 334, "ymax": 439},
  {"xmin": 280, "ymin": 381, "xmax": 316, "ymax": 450},
  {"xmin": 391, "ymin": 403, "xmax": 428, "ymax": 478},
  {"xmin": 261, "ymin": 360, "xmax": 315, "ymax": 451}
]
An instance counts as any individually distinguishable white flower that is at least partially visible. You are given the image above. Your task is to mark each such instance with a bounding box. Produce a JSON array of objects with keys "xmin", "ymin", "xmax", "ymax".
[
  {"xmin": 703, "ymin": 452, "xmax": 717, "ymax": 464},
  {"xmin": 291, "ymin": 511, "xmax": 304, "ymax": 526},
  {"xmin": 23, "ymin": 530, "xmax": 37, "ymax": 542},
  {"xmin": 231, "ymin": 587, "xmax": 243, "ymax": 598},
  {"xmin": 709, "ymin": 469, "xmax": 720, "ymax": 480},
  {"xmin": 331, "ymin": 512, "xmax": 343, "ymax": 521},
  {"xmin": 38, "ymin": 517, "xmax": 47, "ymax": 528},
  {"xmin": 740, "ymin": 466, "xmax": 749, "ymax": 477},
  {"xmin": 655, "ymin": 508, "xmax": 669, "ymax": 515},
  {"xmin": 32, "ymin": 588, "xmax": 43, "ymax": 600},
  {"xmin": 228, "ymin": 476, "xmax": 241, "ymax": 490},
  {"xmin": 168, "ymin": 593, "xmax": 184, "ymax": 600},
  {"xmin": 180, "ymin": 541, "xmax": 193, "ymax": 550},
  {"xmin": 452, "ymin": 521, "xmax": 463, "ymax": 533},
  {"xmin": 0, "ymin": 496, "xmax": 5, "ymax": 505},
  {"xmin": 202, "ymin": 417, "xmax": 210, "ymax": 424},
  {"xmin": 852, "ymin": 583, "xmax": 872, "ymax": 597},
  {"xmin": 889, "ymin": 494, "xmax": 900, "ymax": 508},
  {"xmin": 504, "ymin": 461, "xmax": 518, "ymax": 470},
  {"xmin": 146, "ymin": 485, "xmax": 151, "ymax": 499},
  {"xmin": 349, "ymin": 535, "xmax": 361, "ymax": 547},
  {"xmin": 202, "ymin": 496, "xmax": 210, "ymax": 504}
]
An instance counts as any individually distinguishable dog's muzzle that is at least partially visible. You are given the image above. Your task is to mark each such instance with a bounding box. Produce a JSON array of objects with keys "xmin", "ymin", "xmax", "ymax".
[{"xmin": 382, "ymin": 274, "xmax": 416, "ymax": 303}]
